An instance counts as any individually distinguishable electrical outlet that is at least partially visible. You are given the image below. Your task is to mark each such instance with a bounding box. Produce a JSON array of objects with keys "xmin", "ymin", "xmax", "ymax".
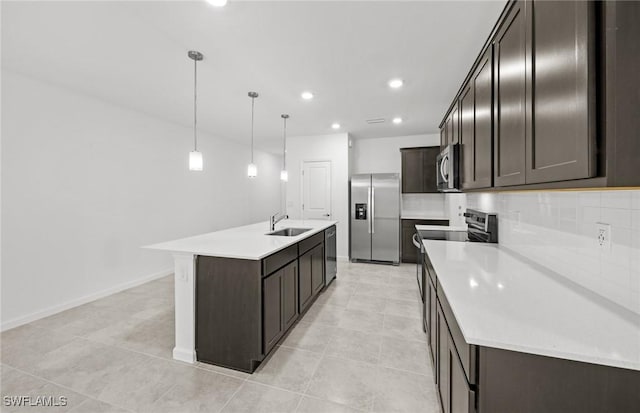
[{"xmin": 596, "ymin": 223, "xmax": 611, "ymax": 251}]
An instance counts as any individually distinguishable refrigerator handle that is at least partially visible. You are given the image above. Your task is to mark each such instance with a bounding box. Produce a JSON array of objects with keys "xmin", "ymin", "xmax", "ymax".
[
  {"xmin": 371, "ymin": 187, "xmax": 375, "ymax": 234},
  {"xmin": 367, "ymin": 187, "xmax": 372, "ymax": 234}
]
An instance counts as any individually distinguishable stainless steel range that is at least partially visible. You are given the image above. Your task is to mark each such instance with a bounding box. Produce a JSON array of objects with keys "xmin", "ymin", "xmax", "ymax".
[{"xmin": 417, "ymin": 209, "xmax": 498, "ymax": 333}]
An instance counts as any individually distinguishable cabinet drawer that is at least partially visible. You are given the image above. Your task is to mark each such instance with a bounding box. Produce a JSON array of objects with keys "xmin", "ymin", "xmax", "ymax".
[
  {"xmin": 262, "ymin": 244, "xmax": 298, "ymax": 276},
  {"xmin": 299, "ymin": 232, "xmax": 324, "ymax": 255},
  {"xmin": 437, "ymin": 282, "xmax": 478, "ymax": 385}
]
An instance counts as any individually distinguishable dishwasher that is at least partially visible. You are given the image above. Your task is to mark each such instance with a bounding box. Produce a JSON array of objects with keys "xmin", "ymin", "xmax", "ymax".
[{"xmin": 325, "ymin": 225, "xmax": 337, "ymax": 286}]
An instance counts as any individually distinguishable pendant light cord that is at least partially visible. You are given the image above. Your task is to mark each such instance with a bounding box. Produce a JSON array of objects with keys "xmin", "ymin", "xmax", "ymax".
[
  {"xmin": 193, "ymin": 57, "xmax": 198, "ymax": 152},
  {"xmin": 251, "ymin": 97, "xmax": 255, "ymax": 164},
  {"xmin": 283, "ymin": 117, "xmax": 287, "ymax": 169}
]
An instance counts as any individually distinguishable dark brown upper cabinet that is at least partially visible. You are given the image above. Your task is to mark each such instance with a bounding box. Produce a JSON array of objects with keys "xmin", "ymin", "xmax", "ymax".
[
  {"xmin": 460, "ymin": 47, "xmax": 494, "ymax": 190},
  {"xmin": 493, "ymin": 0, "xmax": 527, "ymax": 187},
  {"xmin": 400, "ymin": 147, "xmax": 440, "ymax": 193},
  {"xmin": 525, "ymin": 0, "xmax": 596, "ymax": 183}
]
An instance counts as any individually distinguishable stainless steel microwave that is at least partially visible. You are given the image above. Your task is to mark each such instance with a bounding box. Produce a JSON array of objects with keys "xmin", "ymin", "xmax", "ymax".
[{"xmin": 436, "ymin": 143, "xmax": 460, "ymax": 192}]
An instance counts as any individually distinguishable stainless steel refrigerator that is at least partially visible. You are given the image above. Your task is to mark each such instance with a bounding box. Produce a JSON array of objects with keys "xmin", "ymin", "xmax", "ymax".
[{"xmin": 350, "ymin": 173, "xmax": 400, "ymax": 264}]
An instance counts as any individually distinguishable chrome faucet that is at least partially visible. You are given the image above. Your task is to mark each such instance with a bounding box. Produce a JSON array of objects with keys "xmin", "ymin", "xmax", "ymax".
[{"xmin": 270, "ymin": 212, "xmax": 288, "ymax": 231}]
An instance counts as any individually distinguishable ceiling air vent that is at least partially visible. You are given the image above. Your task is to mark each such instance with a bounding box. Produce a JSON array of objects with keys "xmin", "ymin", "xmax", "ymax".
[{"xmin": 365, "ymin": 118, "xmax": 386, "ymax": 124}]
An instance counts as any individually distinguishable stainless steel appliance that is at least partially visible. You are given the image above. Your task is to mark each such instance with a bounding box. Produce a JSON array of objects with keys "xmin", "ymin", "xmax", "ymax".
[
  {"xmin": 436, "ymin": 143, "xmax": 460, "ymax": 192},
  {"xmin": 418, "ymin": 209, "xmax": 498, "ymax": 332},
  {"xmin": 350, "ymin": 173, "xmax": 400, "ymax": 264},
  {"xmin": 325, "ymin": 225, "xmax": 337, "ymax": 286}
]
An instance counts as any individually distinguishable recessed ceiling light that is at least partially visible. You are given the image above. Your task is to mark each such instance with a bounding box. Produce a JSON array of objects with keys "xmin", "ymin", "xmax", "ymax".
[
  {"xmin": 388, "ymin": 78, "xmax": 403, "ymax": 89},
  {"xmin": 301, "ymin": 91, "xmax": 314, "ymax": 100},
  {"xmin": 331, "ymin": 123, "xmax": 341, "ymax": 130},
  {"xmin": 392, "ymin": 117, "xmax": 403, "ymax": 124},
  {"xmin": 206, "ymin": 0, "xmax": 228, "ymax": 7}
]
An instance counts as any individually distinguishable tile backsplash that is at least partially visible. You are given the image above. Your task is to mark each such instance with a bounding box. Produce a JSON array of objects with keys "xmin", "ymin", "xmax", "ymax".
[
  {"xmin": 467, "ymin": 190, "xmax": 640, "ymax": 315},
  {"xmin": 401, "ymin": 194, "xmax": 446, "ymax": 218}
]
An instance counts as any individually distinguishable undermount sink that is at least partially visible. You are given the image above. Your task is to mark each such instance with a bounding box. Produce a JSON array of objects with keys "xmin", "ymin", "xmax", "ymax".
[{"xmin": 267, "ymin": 228, "xmax": 312, "ymax": 237}]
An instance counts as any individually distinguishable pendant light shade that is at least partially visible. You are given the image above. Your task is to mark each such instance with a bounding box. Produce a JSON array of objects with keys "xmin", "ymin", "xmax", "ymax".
[
  {"xmin": 189, "ymin": 151, "xmax": 203, "ymax": 171},
  {"xmin": 247, "ymin": 92, "xmax": 259, "ymax": 178},
  {"xmin": 188, "ymin": 50, "xmax": 204, "ymax": 171},
  {"xmin": 280, "ymin": 114, "xmax": 289, "ymax": 181}
]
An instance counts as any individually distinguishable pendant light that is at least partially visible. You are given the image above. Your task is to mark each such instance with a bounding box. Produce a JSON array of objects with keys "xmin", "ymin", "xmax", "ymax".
[
  {"xmin": 247, "ymin": 91, "xmax": 259, "ymax": 178},
  {"xmin": 188, "ymin": 50, "xmax": 204, "ymax": 171},
  {"xmin": 280, "ymin": 114, "xmax": 289, "ymax": 181}
]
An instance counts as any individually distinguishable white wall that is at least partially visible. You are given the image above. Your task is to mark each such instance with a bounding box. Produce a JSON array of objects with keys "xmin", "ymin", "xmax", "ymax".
[
  {"xmin": 285, "ymin": 133, "xmax": 349, "ymax": 259},
  {"xmin": 351, "ymin": 133, "xmax": 440, "ymax": 174},
  {"xmin": 1, "ymin": 71, "xmax": 281, "ymax": 329},
  {"xmin": 467, "ymin": 190, "xmax": 640, "ymax": 315}
]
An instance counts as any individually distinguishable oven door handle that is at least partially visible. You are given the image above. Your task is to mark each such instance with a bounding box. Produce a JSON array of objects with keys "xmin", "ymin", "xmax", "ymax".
[{"xmin": 412, "ymin": 233, "xmax": 422, "ymax": 249}]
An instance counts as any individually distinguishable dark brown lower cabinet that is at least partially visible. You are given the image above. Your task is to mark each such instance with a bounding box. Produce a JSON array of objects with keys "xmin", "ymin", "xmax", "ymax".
[
  {"xmin": 299, "ymin": 242, "xmax": 324, "ymax": 313},
  {"xmin": 196, "ymin": 230, "xmax": 332, "ymax": 373},
  {"xmin": 401, "ymin": 219, "xmax": 449, "ymax": 263},
  {"xmin": 263, "ymin": 260, "xmax": 299, "ymax": 355},
  {"xmin": 429, "ymin": 267, "xmax": 640, "ymax": 413},
  {"xmin": 426, "ymin": 272, "xmax": 437, "ymax": 367}
]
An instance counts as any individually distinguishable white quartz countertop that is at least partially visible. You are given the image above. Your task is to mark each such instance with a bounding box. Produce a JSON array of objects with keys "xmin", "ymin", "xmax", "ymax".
[
  {"xmin": 422, "ymin": 240, "xmax": 640, "ymax": 371},
  {"xmin": 415, "ymin": 225, "xmax": 467, "ymax": 232},
  {"xmin": 144, "ymin": 219, "xmax": 338, "ymax": 260}
]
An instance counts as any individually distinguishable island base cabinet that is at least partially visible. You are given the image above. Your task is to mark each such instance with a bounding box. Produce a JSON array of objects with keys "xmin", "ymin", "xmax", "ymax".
[
  {"xmin": 299, "ymin": 243, "xmax": 324, "ymax": 313},
  {"xmin": 262, "ymin": 270, "xmax": 283, "ymax": 355},
  {"xmin": 263, "ymin": 260, "xmax": 299, "ymax": 355}
]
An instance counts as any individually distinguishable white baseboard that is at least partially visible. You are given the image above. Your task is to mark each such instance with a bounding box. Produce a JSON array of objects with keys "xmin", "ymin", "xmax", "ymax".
[
  {"xmin": 173, "ymin": 347, "xmax": 196, "ymax": 364},
  {"xmin": 0, "ymin": 268, "xmax": 173, "ymax": 332}
]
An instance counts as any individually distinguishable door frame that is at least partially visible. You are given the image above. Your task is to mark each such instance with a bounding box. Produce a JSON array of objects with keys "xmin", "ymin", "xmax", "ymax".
[{"xmin": 300, "ymin": 159, "xmax": 332, "ymax": 220}]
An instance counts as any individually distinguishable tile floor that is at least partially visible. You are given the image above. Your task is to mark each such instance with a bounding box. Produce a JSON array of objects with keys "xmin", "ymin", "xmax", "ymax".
[{"xmin": 0, "ymin": 262, "xmax": 440, "ymax": 412}]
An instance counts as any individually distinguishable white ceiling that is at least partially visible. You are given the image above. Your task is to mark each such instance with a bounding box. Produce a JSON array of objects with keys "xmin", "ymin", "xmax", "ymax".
[{"xmin": 2, "ymin": 0, "xmax": 506, "ymax": 151}]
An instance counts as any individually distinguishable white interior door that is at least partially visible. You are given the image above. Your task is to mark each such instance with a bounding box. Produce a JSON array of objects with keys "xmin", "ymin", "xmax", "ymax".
[{"xmin": 302, "ymin": 161, "xmax": 331, "ymax": 220}]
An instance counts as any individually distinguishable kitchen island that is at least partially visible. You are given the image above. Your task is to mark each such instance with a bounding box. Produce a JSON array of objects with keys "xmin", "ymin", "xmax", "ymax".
[{"xmin": 145, "ymin": 219, "xmax": 337, "ymax": 372}]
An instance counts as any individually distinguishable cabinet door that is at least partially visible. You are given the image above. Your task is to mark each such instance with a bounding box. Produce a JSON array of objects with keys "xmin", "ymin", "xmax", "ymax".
[
  {"xmin": 445, "ymin": 104, "xmax": 459, "ymax": 147},
  {"xmin": 437, "ymin": 303, "xmax": 450, "ymax": 413},
  {"xmin": 440, "ymin": 126, "xmax": 447, "ymax": 149},
  {"xmin": 401, "ymin": 149, "xmax": 424, "ymax": 193},
  {"xmin": 263, "ymin": 270, "xmax": 283, "ymax": 354},
  {"xmin": 493, "ymin": 0, "xmax": 527, "ymax": 187},
  {"xmin": 401, "ymin": 222, "xmax": 419, "ymax": 264},
  {"xmin": 282, "ymin": 261, "xmax": 299, "ymax": 331},
  {"xmin": 423, "ymin": 146, "xmax": 441, "ymax": 192},
  {"xmin": 299, "ymin": 251, "xmax": 313, "ymax": 313},
  {"xmin": 525, "ymin": 0, "xmax": 595, "ymax": 183},
  {"xmin": 427, "ymin": 277, "xmax": 437, "ymax": 367},
  {"xmin": 449, "ymin": 331, "xmax": 475, "ymax": 413},
  {"xmin": 462, "ymin": 48, "xmax": 494, "ymax": 190},
  {"xmin": 311, "ymin": 244, "xmax": 325, "ymax": 296}
]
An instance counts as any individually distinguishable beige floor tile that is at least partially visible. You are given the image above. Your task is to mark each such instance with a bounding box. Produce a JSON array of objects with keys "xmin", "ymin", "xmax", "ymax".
[
  {"xmin": 383, "ymin": 298, "xmax": 422, "ymax": 320},
  {"xmin": 324, "ymin": 328, "xmax": 382, "ymax": 364},
  {"xmin": 0, "ymin": 366, "xmax": 87, "ymax": 412},
  {"xmin": 195, "ymin": 361, "xmax": 251, "ymax": 380},
  {"xmin": 302, "ymin": 302, "xmax": 345, "ymax": 326},
  {"xmin": 337, "ymin": 309, "xmax": 384, "ymax": 334},
  {"xmin": 296, "ymin": 396, "xmax": 363, "ymax": 413},
  {"xmin": 68, "ymin": 398, "xmax": 130, "ymax": 412},
  {"xmin": 221, "ymin": 381, "xmax": 300, "ymax": 413},
  {"xmin": 345, "ymin": 294, "xmax": 387, "ymax": 314},
  {"xmin": 281, "ymin": 321, "xmax": 336, "ymax": 354},
  {"xmin": 382, "ymin": 314, "xmax": 427, "ymax": 343},
  {"xmin": 372, "ymin": 366, "xmax": 440, "ymax": 413},
  {"xmin": 378, "ymin": 336, "xmax": 431, "ymax": 374},
  {"xmin": 1, "ymin": 327, "xmax": 77, "ymax": 374},
  {"xmin": 142, "ymin": 368, "xmax": 244, "ymax": 413},
  {"xmin": 305, "ymin": 356, "xmax": 379, "ymax": 412},
  {"xmin": 248, "ymin": 347, "xmax": 322, "ymax": 393}
]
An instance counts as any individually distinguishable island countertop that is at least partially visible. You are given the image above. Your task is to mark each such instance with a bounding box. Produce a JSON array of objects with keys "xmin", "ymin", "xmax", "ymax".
[
  {"xmin": 144, "ymin": 219, "xmax": 338, "ymax": 260},
  {"xmin": 422, "ymin": 240, "xmax": 640, "ymax": 371}
]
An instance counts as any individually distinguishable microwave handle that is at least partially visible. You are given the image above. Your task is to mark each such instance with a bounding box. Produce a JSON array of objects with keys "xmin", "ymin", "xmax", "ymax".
[{"xmin": 440, "ymin": 155, "xmax": 449, "ymax": 183}]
